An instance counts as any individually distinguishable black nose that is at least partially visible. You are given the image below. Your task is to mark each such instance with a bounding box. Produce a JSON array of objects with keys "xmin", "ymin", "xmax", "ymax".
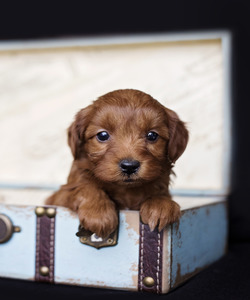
[{"xmin": 119, "ymin": 159, "xmax": 140, "ymax": 175}]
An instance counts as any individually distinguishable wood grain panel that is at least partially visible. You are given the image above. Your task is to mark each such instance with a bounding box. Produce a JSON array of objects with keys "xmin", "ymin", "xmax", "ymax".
[{"xmin": 0, "ymin": 37, "xmax": 227, "ymax": 191}]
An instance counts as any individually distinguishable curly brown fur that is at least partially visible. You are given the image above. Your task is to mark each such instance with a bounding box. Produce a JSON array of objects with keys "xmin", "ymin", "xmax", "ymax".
[{"xmin": 46, "ymin": 89, "xmax": 188, "ymax": 237}]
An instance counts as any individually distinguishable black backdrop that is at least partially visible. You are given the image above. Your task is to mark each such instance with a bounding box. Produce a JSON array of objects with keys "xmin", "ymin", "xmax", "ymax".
[{"xmin": 0, "ymin": 1, "xmax": 250, "ymax": 299}]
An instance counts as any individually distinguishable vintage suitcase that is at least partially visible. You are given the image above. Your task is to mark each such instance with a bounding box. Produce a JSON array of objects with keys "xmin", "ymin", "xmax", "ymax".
[
  {"xmin": 0, "ymin": 197, "xmax": 227, "ymax": 293},
  {"xmin": 0, "ymin": 31, "xmax": 231, "ymax": 294}
]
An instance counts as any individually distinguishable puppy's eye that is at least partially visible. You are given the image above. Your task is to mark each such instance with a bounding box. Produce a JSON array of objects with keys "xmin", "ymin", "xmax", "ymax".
[
  {"xmin": 96, "ymin": 131, "xmax": 110, "ymax": 142},
  {"xmin": 146, "ymin": 131, "xmax": 159, "ymax": 142}
]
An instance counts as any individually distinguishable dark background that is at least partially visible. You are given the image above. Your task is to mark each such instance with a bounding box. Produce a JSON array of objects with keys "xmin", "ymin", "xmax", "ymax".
[{"xmin": 0, "ymin": 1, "xmax": 250, "ymax": 299}]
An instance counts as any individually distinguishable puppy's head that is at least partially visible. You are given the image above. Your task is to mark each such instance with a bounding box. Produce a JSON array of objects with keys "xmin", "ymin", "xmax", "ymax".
[{"xmin": 68, "ymin": 89, "xmax": 188, "ymax": 185}]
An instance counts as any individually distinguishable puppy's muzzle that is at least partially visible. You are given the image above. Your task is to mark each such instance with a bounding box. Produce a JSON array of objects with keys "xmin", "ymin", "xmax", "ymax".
[{"xmin": 119, "ymin": 159, "xmax": 140, "ymax": 175}]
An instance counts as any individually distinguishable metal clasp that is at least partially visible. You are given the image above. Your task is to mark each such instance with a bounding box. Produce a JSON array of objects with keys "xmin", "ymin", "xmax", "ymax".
[
  {"xmin": 0, "ymin": 214, "xmax": 21, "ymax": 244},
  {"xmin": 76, "ymin": 226, "xmax": 118, "ymax": 249}
]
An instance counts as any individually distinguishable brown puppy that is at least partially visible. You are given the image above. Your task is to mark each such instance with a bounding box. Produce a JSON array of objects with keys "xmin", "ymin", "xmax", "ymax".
[{"xmin": 46, "ymin": 89, "xmax": 188, "ymax": 237}]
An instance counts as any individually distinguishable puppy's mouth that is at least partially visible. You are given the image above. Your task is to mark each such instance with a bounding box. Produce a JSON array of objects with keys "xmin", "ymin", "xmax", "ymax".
[
  {"xmin": 121, "ymin": 174, "xmax": 141, "ymax": 185},
  {"xmin": 123, "ymin": 178, "xmax": 135, "ymax": 183}
]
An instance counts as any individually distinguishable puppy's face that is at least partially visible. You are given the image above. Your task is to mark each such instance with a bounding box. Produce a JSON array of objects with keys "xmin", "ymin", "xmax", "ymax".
[{"xmin": 68, "ymin": 89, "xmax": 188, "ymax": 186}]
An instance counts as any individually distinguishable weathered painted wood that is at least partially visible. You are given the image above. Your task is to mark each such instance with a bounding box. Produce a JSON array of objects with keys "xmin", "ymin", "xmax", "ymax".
[
  {"xmin": 54, "ymin": 208, "xmax": 140, "ymax": 290},
  {"xmin": 170, "ymin": 202, "xmax": 228, "ymax": 290},
  {"xmin": 0, "ymin": 199, "xmax": 227, "ymax": 293}
]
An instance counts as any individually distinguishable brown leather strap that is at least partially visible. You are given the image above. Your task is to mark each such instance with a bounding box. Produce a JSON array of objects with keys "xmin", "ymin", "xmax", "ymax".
[
  {"xmin": 138, "ymin": 223, "xmax": 163, "ymax": 293},
  {"xmin": 35, "ymin": 207, "xmax": 56, "ymax": 283}
]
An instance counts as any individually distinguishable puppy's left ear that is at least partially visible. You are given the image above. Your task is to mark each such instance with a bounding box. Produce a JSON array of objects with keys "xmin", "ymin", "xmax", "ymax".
[{"xmin": 165, "ymin": 108, "xmax": 189, "ymax": 164}]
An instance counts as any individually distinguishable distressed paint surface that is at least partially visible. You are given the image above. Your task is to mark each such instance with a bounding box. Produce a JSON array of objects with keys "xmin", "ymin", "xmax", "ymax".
[
  {"xmin": 0, "ymin": 204, "xmax": 36, "ymax": 280},
  {"xmin": 54, "ymin": 208, "xmax": 139, "ymax": 290},
  {"xmin": 0, "ymin": 199, "xmax": 227, "ymax": 293},
  {"xmin": 170, "ymin": 202, "xmax": 227, "ymax": 288}
]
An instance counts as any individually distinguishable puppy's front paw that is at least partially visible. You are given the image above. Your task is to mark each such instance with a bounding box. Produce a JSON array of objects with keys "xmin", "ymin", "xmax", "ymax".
[
  {"xmin": 140, "ymin": 197, "xmax": 181, "ymax": 232},
  {"xmin": 78, "ymin": 201, "xmax": 118, "ymax": 239}
]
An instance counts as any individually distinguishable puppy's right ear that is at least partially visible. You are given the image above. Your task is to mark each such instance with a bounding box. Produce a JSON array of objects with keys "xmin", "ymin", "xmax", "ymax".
[{"xmin": 67, "ymin": 105, "xmax": 93, "ymax": 159}]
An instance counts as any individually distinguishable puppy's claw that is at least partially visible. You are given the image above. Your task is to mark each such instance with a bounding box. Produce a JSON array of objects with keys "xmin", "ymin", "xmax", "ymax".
[
  {"xmin": 148, "ymin": 220, "xmax": 157, "ymax": 232},
  {"xmin": 140, "ymin": 198, "xmax": 181, "ymax": 232},
  {"xmin": 140, "ymin": 211, "xmax": 156, "ymax": 231}
]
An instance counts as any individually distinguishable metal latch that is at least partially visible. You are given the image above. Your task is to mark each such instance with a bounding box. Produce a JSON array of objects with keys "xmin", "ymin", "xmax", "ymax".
[
  {"xmin": 0, "ymin": 214, "xmax": 21, "ymax": 244},
  {"xmin": 76, "ymin": 226, "xmax": 118, "ymax": 249}
]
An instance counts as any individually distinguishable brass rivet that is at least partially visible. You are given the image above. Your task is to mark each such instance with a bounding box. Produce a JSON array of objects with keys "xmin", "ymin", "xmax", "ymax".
[
  {"xmin": 35, "ymin": 207, "xmax": 45, "ymax": 217},
  {"xmin": 46, "ymin": 208, "xmax": 56, "ymax": 218},
  {"xmin": 80, "ymin": 237, "xmax": 87, "ymax": 243},
  {"xmin": 143, "ymin": 276, "xmax": 155, "ymax": 287},
  {"xmin": 39, "ymin": 266, "xmax": 49, "ymax": 276},
  {"xmin": 107, "ymin": 238, "xmax": 113, "ymax": 244},
  {"xmin": 13, "ymin": 226, "xmax": 21, "ymax": 233}
]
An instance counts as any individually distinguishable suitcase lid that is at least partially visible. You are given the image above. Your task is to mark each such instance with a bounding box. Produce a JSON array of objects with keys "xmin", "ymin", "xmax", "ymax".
[{"xmin": 0, "ymin": 31, "xmax": 232, "ymax": 197}]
